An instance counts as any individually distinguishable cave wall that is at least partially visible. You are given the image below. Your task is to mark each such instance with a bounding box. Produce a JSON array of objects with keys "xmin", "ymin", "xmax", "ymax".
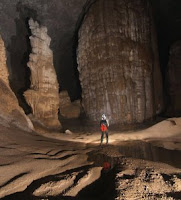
[
  {"xmin": 166, "ymin": 41, "xmax": 181, "ymax": 116},
  {"xmin": 77, "ymin": 0, "xmax": 163, "ymax": 124},
  {"xmin": 0, "ymin": 35, "xmax": 33, "ymax": 131}
]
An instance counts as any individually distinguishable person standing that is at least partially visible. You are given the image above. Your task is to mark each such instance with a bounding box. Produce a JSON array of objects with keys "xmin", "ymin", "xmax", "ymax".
[{"xmin": 100, "ymin": 114, "xmax": 109, "ymax": 145}]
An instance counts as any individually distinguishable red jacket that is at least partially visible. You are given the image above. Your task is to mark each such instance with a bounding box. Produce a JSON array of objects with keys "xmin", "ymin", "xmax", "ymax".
[{"xmin": 100, "ymin": 119, "xmax": 108, "ymax": 131}]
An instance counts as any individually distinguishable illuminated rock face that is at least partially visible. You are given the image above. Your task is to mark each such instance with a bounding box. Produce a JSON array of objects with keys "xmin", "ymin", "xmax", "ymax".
[
  {"xmin": 0, "ymin": 35, "xmax": 33, "ymax": 131},
  {"xmin": 59, "ymin": 91, "xmax": 81, "ymax": 119},
  {"xmin": 77, "ymin": 0, "xmax": 163, "ymax": 124},
  {"xmin": 167, "ymin": 41, "xmax": 181, "ymax": 115},
  {"xmin": 0, "ymin": 35, "xmax": 9, "ymax": 85},
  {"xmin": 24, "ymin": 19, "xmax": 61, "ymax": 130}
]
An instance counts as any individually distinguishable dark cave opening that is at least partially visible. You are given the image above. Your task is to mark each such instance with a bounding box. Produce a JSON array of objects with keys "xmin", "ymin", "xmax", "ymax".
[
  {"xmin": 151, "ymin": 0, "xmax": 181, "ymax": 117},
  {"xmin": 7, "ymin": 2, "xmax": 38, "ymax": 114}
]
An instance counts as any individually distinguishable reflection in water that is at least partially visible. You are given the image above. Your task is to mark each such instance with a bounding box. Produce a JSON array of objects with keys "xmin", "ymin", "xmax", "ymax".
[
  {"xmin": 117, "ymin": 141, "xmax": 181, "ymax": 168},
  {"xmin": 88, "ymin": 141, "xmax": 181, "ymax": 169}
]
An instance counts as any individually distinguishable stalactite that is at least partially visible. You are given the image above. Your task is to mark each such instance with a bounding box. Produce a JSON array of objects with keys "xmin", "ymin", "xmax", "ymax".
[
  {"xmin": 77, "ymin": 0, "xmax": 163, "ymax": 124},
  {"xmin": 24, "ymin": 19, "xmax": 61, "ymax": 130}
]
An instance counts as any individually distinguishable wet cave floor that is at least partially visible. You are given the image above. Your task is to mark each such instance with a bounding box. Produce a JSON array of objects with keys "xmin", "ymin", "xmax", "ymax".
[{"xmin": 0, "ymin": 117, "xmax": 181, "ymax": 199}]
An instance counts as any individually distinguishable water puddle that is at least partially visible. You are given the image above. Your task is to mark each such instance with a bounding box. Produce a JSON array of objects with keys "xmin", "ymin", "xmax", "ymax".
[
  {"xmin": 117, "ymin": 141, "xmax": 181, "ymax": 168},
  {"xmin": 88, "ymin": 141, "xmax": 181, "ymax": 169}
]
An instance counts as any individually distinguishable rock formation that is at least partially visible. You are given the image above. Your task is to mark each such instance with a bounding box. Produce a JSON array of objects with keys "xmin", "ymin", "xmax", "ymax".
[
  {"xmin": 24, "ymin": 19, "xmax": 61, "ymax": 130},
  {"xmin": 0, "ymin": 35, "xmax": 9, "ymax": 85},
  {"xmin": 77, "ymin": 0, "xmax": 163, "ymax": 124},
  {"xmin": 59, "ymin": 90, "xmax": 81, "ymax": 119},
  {"xmin": 167, "ymin": 41, "xmax": 181, "ymax": 115},
  {"xmin": 0, "ymin": 35, "xmax": 33, "ymax": 131}
]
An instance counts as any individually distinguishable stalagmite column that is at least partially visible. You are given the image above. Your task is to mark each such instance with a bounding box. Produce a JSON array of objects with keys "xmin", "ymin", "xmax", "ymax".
[
  {"xmin": 0, "ymin": 35, "xmax": 33, "ymax": 131},
  {"xmin": 24, "ymin": 19, "xmax": 61, "ymax": 130},
  {"xmin": 77, "ymin": 0, "xmax": 163, "ymax": 124},
  {"xmin": 167, "ymin": 41, "xmax": 181, "ymax": 115}
]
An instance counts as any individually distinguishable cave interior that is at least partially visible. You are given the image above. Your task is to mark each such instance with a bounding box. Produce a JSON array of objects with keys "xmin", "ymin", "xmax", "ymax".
[
  {"xmin": 0, "ymin": 0, "xmax": 181, "ymax": 126},
  {"xmin": 0, "ymin": 1, "xmax": 181, "ymax": 199}
]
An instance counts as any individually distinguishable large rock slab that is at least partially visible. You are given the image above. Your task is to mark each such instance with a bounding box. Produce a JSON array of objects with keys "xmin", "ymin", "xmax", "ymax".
[
  {"xmin": 24, "ymin": 19, "xmax": 61, "ymax": 131},
  {"xmin": 77, "ymin": 0, "xmax": 163, "ymax": 124},
  {"xmin": 0, "ymin": 35, "xmax": 33, "ymax": 131}
]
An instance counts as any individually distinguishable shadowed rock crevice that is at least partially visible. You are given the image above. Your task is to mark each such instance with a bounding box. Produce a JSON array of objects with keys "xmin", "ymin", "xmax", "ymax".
[{"xmin": 7, "ymin": 2, "xmax": 38, "ymax": 114}]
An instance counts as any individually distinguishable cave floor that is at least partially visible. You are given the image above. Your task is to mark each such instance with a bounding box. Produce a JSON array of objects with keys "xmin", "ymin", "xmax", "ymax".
[{"xmin": 0, "ymin": 118, "xmax": 181, "ymax": 199}]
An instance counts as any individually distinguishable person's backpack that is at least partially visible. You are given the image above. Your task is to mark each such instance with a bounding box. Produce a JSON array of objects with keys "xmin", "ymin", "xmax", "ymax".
[{"xmin": 100, "ymin": 121, "xmax": 107, "ymax": 131}]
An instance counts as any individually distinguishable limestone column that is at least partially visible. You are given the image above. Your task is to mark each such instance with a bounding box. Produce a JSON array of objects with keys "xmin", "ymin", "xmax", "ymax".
[
  {"xmin": 24, "ymin": 19, "xmax": 61, "ymax": 130},
  {"xmin": 77, "ymin": 0, "xmax": 163, "ymax": 124}
]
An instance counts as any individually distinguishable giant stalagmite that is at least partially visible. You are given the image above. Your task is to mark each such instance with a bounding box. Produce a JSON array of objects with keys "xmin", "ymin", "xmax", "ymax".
[
  {"xmin": 77, "ymin": 0, "xmax": 163, "ymax": 124},
  {"xmin": 0, "ymin": 35, "xmax": 33, "ymax": 131},
  {"xmin": 24, "ymin": 19, "xmax": 61, "ymax": 130}
]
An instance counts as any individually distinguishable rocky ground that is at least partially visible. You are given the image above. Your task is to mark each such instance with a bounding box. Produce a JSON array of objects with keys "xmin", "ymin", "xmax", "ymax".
[{"xmin": 0, "ymin": 117, "xmax": 181, "ymax": 200}]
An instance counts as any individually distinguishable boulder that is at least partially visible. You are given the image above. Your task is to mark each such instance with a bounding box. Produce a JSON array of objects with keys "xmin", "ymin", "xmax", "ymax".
[{"xmin": 59, "ymin": 90, "xmax": 81, "ymax": 119}]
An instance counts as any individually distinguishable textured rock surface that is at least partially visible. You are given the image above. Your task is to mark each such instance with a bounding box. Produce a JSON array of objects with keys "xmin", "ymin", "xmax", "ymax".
[
  {"xmin": 116, "ymin": 165, "xmax": 181, "ymax": 199},
  {"xmin": 0, "ymin": 0, "xmax": 181, "ymax": 107},
  {"xmin": 24, "ymin": 19, "xmax": 61, "ymax": 130},
  {"xmin": 167, "ymin": 41, "xmax": 181, "ymax": 115},
  {"xmin": 77, "ymin": 0, "xmax": 163, "ymax": 124},
  {"xmin": 59, "ymin": 90, "xmax": 81, "ymax": 118},
  {"xmin": 0, "ymin": 118, "xmax": 181, "ymax": 199},
  {"xmin": 0, "ymin": 35, "xmax": 9, "ymax": 85},
  {"xmin": 0, "ymin": 0, "xmax": 89, "ymax": 100},
  {"xmin": 0, "ymin": 35, "xmax": 33, "ymax": 131}
]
